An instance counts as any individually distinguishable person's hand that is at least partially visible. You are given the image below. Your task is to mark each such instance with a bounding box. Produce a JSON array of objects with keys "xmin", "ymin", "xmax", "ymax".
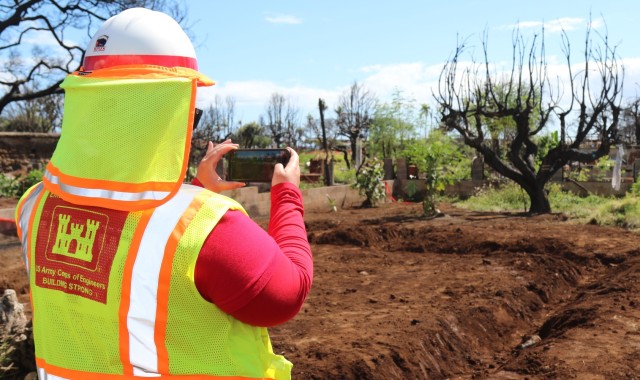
[
  {"xmin": 272, "ymin": 147, "xmax": 300, "ymax": 187},
  {"xmin": 196, "ymin": 140, "xmax": 245, "ymax": 193}
]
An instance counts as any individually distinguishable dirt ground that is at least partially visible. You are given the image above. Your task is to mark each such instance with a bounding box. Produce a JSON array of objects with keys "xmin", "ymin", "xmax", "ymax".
[{"xmin": 2, "ymin": 198, "xmax": 640, "ymax": 379}]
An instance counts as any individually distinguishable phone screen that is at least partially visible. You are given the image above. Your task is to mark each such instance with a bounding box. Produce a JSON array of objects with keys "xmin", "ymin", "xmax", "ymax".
[{"xmin": 227, "ymin": 149, "xmax": 291, "ymax": 182}]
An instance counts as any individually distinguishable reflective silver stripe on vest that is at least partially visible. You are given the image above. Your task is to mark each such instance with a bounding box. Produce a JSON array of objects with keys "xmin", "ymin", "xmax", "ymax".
[
  {"xmin": 44, "ymin": 170, "xmax": 171, "ymax": 202},
  {"xmin": 17, "ymin": 182, "xmax": 45, "ymax": 276},
  {"xmin": 38, "ymin": 367, "xmax": 67, "ymax": 380},
  {"xmin": 127, "ymin": 185, "xmax": 203, "ymax": 375}
]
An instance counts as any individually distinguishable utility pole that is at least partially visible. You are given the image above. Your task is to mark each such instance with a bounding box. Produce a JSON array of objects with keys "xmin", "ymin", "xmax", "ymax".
[{"xmin": 318, "ymin": 98, "xmax": 333, "ymax": 186}]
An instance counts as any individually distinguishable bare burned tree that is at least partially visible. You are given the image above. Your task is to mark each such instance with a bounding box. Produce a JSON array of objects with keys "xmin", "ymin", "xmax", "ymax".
[
  {"xmin": 335, "ymin": 81, "xmax": 376, "ymax": 168},
  {"xmin": 263, "ymin": 92, "xmax": 300, "ymax": 148},
  {"xmin": 198, "ymin": 95, "xmax": 236, "ymax": 143},
  {"xmin": 0, "ymin": 87, "xmax": 63, "ymax": 131},
  {"xmin": 436, "ymin": 23, "xmax": 623, "ymax": 213},
  {"xmin": 0, "ymin": 0, "xmax": 187, "ymax": 119},
  {"xmin": 306, "ymin": 99, "xmax": 339, "ymax": 185},
  {"xmin": 621, "ymin": 98, "xmax": 640, "ymax": 144},
  {"xmin": 188, "ymin": 95, "xmax": 236, "ymax": 179}
]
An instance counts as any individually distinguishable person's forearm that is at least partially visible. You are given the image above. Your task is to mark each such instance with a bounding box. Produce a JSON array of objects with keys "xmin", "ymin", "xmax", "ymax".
[
  {"xmin": 268, "ymin": 183, "xmax": 313, "ymax": 287},
  {"xmin": 193, "ymin": 182, "xmax": 313, "ymax": 326},
  {"xmin": 230, "ymin": 183, "xmax": 313, "ymax": 326}
]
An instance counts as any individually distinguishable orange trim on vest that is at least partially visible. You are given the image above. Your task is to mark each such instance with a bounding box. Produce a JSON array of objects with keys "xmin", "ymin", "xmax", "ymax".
[
  {"xmin": 154, "ymin": 190, "xmax": 210, "ymax": 374},
  {"xmin": 46, "ymin": 163, "xmax": 177, "ymax": 193},
  {"xmin": 119, "ymin": 209, "xmax": 155, "ymax": 376},
  {"xmin": 36, "ymin": 357, "xmax": 274, "ymax": 380},
  {"xmin": 74, "ymin": 64, "xmax": 214, "ymax": 87}
]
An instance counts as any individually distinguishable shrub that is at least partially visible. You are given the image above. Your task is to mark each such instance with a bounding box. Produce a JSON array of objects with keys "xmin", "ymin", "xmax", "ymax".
[
  {"xmin": 0, "ymin": 174, "xmax": 21, "ymax": 198},
  {"xmin": 632, "ymin": 177, "xmax": 640, "ymax": 196},
  {"xmin": 352, "ymin": 158, "xmax": 385, "ymax": 207},
  {"xmin": 402, "ymin": 130, "xmax": 470, "ymax": 216},
  {"xmin": 0, "ymin": 169, "xmax": 44, "ymax": 198}
]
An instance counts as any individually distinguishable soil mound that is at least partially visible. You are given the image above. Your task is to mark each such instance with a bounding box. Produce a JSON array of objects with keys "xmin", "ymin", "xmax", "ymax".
[
  {"xmin": 276, "ymin": 203, "xmax": 640, "ymax": 379},
  {"xmin": 2, "ymin": 201, "xmax": 640, "ymax": 379}
]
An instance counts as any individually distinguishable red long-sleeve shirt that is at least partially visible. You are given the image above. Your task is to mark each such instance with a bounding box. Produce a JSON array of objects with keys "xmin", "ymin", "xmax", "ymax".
[{"xmin": 193, "ymin": 182, "xmax": 313, "ymax": 327}]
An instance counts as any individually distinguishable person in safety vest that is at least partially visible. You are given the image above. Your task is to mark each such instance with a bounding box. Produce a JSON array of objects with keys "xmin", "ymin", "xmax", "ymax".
[{"xmin": 14, "ymin": 7, "xmax": 312, "ymax": 380}]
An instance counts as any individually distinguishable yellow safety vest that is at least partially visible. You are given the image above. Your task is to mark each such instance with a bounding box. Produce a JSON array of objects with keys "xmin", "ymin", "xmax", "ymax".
[
  {"xmin": 44, "ymin": 65, "xmax": 212, "ymax": 212},
  {"xmin": 15, "ymin": 66, "xmax": 292, "ymax": 379},
  {"xmin": 16, "ymin": 183, "xmax": 292, "ymax": 379}
]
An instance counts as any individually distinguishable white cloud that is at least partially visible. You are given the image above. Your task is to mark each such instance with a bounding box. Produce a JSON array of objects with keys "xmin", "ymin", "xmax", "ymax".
[
  {"xmin": 265, "ymin": 14, "xmax": 302, "ymax": 25},
  {"xmin": 589, "ymin": 18, "xmax": 605, "ymax": 30},
  {"xmin": 22, "ymin": 31, "xmax": 80, "ymax": 48},
  {"xmin": 196, "ymin": 62, "xmax": 447, "ymax": 123},
  {"xmin": 503, "ymin": 17, "xmax": 594, "ymax": 33},
  {"xmin": 197, "ymin": 80, "xmax": 338, "ymax": 123},
  {"xmin": 621, "ymin": 57, "xmax": 640, "ymax": 99},
  {"xmin": 358, "ymin": 62, "xmax": 444, "ymax": 106},
  {"xmin": 195, "ymin": 53, "xmax": 640, "ymax": 125}
]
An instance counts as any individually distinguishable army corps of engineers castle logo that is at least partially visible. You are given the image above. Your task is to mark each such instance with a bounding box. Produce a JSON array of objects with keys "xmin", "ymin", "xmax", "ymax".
[
  {"xmin": 36, "ymin": 198, "xmax": 121, "ymax": 304},
  {"xmin": 45, "ymin": 206, "xmax": 108, "ymax": 271}
]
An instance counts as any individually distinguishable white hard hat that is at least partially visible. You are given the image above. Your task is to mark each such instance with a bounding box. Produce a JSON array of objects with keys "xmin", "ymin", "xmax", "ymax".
[{"xmin": 83, "ymin": 8, "xmax": 198, "ymax": 71}]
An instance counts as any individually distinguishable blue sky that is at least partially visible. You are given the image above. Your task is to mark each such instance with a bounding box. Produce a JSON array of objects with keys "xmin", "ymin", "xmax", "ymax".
[
  {"xmin": 188, "ymin": 0, "xmax": 640, "ymax": 125},
  {"xmin": 9, "ymin": 1, "xmax": 640, "ymax": 127}
]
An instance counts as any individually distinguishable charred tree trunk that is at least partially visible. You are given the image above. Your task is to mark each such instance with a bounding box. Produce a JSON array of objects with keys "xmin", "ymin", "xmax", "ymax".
[
  {"xmin": 524, "ymin": 181, "xmax": 551, "ymax": 214},
  {"xmin": 319, "ymin": 99, "xmax": 333, "ymax": 186},
  {"xmin": 347, "ymin": 137, "xmax": 356, "ymax": 166}
]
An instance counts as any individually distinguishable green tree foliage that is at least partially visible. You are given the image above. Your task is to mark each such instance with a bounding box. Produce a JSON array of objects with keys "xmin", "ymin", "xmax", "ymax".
[
  {"xmin": 402, "ymin": 130, "xmax": 469, "ymax": 216},
  {"xmin": 534, "ymin": 131, "xmax": 559, "ymax": 170},
  {"xmin": 369, "ymin": 89, "xmax": 417, "ymax": 159},
  {"xmin": 352, "ymin": 157, "xmax": 385, "ymax": 208},
  {"xmin": 236, "ymin": 122, "xmax": 270, "ymax": 148}
]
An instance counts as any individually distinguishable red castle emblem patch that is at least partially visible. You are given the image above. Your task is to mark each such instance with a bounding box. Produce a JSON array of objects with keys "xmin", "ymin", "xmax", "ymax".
[{"xmin": 94, "ymin": 35, "xmax": 108, "ymax": 52}]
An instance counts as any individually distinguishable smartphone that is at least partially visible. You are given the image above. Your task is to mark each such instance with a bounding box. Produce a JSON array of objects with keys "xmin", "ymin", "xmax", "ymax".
[{"xmin": 226, "ymin": 149, "xmax": 291, "ymax": 182}]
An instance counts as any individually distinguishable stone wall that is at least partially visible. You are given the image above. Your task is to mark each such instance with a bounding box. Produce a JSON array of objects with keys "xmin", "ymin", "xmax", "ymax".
[
  {"xmin": 0, "ymin": 132, "xmax": 59, "ymax": 174},
  {"xmin": 221, "ymin": 184, "xmax": 364, "ymax": 218}
]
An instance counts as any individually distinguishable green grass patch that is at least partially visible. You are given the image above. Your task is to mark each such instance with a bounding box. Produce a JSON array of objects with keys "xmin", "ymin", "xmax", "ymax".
[
  {"xmin": 455, "ymin": 181, "xmax": 531, "ymax": 212},
  {"xmin": 455, "ymin": 181, "xmax": 640, "ymax": 230},
  {"xmin": 583, "ymin": 197, "xmax": 640, "ymax": 229}
]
